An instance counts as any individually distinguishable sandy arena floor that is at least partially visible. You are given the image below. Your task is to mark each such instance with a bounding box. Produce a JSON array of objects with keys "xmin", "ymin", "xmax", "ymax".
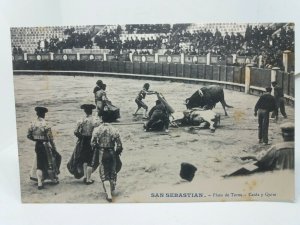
[{"xmin": 13, "ymin": 75, "xmax": 295, "ymax": 203}]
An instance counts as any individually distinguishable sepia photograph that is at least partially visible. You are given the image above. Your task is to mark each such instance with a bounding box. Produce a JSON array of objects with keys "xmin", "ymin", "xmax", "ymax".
[{"xmin": 11, "ymin": 22, "xmax": 295, "ymax": 203}]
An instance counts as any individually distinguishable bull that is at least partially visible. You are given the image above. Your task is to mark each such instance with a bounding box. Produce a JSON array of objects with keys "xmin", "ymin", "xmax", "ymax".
[{"xmin": 185, "ymin": 85, "xmax": 233, "ymax": 116}]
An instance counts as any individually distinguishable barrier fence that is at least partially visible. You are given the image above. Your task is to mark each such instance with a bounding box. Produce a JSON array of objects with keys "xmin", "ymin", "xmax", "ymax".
[
  {"xmin": 12, "ymin": 60, "xmax": 294, "ymax": 104},
  {"xmin": 12, "ymin": 49, "xmax": 295, "ymax": 72},
  {"xmin": 13, "ymin": 60, "xmax": 244, "ymax": 83},
  {"xmin": 11, "ymin": 53, "xmax": 252, "ymax": 66},
  {"xmin": 276, "ymin": 70, "xmax": 295, "ymax": 97}
]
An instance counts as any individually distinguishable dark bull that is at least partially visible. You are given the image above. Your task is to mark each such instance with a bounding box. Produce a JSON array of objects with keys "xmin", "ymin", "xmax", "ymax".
[{"xmin": 185, "ymin": 85, "xmax": 233, "ymax": 116}]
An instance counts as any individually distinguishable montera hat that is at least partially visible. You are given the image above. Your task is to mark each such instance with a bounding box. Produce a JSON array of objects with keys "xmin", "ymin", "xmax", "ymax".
[
  {"xmin": 96, "ymin": 80, "xmax": 103, "ymax": 86},
  {"xmin": 35, "ymin": 106, "xmax": 48, "ymax": 113},
  {"xmin": 180, "ymin": 162, "xmax": 197, "ymax": 182},
  {"xmin": 80, "ymin": 104, "xmax": 96, "ymax": 110}
]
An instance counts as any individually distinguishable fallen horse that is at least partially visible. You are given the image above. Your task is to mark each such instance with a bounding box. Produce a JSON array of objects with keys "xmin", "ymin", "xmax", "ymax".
[{"xmin": 171, "ymin": 108, "xmax": 221, "ymax": 132}]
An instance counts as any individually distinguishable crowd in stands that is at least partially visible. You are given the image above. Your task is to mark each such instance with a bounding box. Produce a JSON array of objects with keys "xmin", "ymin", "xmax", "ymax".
[
  {"xmin": 105, "ymin": 24, "xmax": 293, "ymax": 70},
  {"xmin": 239, "ymin": 25, "xmax": 294, "ymax": 69},
  {"xmin": 96, "ymin": 24, "xmax": 191, "ymax": 53},
  {"xmin": 12, "ymin": 46, "xmax": 23, "ymax": 55},
  {"xmin": 167, "ymin": 29, "xmax": 245, "ymax": 56},
  {"xmin": 14, "ymin": 23, "xmax": 294, "ymax": 70},
  {"xmin": 94, "ymin": 28, "xmax": 122, "ymax": 50},
  {"xmin": 34, "ymin": 28, "xmax": 93, "ymax": 54}
]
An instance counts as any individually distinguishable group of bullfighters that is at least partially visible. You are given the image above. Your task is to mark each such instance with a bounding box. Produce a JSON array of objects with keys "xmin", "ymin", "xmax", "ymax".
[{"xmin": 27, "ymin": 79, "xmax": 294, "ymax": 202}]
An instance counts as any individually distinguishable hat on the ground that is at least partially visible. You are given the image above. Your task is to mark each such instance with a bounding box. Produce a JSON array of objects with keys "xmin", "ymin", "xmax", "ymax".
[
  {"xmin": 80, "ymin": 104, "xmax": 96, "ymax": 110},
  {"xmin": 280, "ymin": 122, "xmax": 294, "ymax": 136},
  {"xmin": 35, "ymin": 106, "xmax": 48, "ymax": 113},
  {"xmin": 180, "ymin": 162, "xmax": 197, "ymax": 182}
]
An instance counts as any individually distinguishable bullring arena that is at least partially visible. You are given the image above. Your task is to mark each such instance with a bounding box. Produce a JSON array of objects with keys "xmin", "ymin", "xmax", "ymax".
[
  {"xmin": 11, "ymin": 23, "xmax": 295, "ymax": 203},
  {"xmin": 13, "ymin": 73, "xmax": 294, "ymax": 203}
]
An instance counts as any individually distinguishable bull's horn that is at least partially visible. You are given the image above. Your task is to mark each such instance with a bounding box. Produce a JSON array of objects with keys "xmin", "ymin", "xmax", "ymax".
[{"xmin": 183, "ymin": 99, "xmax": 189, "ymax": 105}]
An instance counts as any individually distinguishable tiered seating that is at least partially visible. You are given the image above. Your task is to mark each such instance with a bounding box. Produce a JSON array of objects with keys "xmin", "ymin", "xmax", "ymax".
[
  {"xmin": 96, "ymin": 25, "xmax": 120, "ymax": 35},
  {"xmin": 11, "ymin": 26, "xmax": 91, "ymax": 53},
  {"xmin": 187, "ymin": 23, "xmax": 268, "ymax": 35}
]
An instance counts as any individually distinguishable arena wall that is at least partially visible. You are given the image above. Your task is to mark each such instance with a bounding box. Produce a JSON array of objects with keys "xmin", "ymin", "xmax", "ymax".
[{"xmin": 12, "ymin": 60, "xmax": 294, "ymax": 105}]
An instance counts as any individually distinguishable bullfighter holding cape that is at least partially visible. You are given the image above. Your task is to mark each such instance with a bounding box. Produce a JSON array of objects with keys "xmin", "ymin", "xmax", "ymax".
[
  {"xmin": 27, "ymin": 106, "xmax": 61, "ymax": 190},
  {"xmin": 95, "ymin": 83, "xmax": 120, "ymax": 122},
  {"xmin": 67, "ymin": 104, "xmax": 101, "ymax": 184}
]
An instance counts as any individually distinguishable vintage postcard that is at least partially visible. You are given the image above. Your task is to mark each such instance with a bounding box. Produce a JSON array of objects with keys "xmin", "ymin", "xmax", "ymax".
[{"xmin": 11, "ymin": 23, "xmax": 295, "ymax": 203}]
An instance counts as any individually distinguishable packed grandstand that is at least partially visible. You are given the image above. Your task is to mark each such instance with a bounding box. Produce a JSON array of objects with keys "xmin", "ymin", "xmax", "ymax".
[{"xmin": 11, "ymin": 23, "xmax": 294, "ymax": 70}]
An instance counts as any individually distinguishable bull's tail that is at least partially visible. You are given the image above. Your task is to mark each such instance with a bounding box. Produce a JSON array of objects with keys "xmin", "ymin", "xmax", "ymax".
[
  {"xmin": 220, "ymin": 93, "xmax": 233, "ymax": 110},
  {"xmin": 224, "ymin": 101, "xmax": 233, "ymax": 108},
  {"xmin": 221, "ymin": 91, "xmax": 233, "ymax": 108},
  {"xmin": 220, "ymin": 99, "xmax": 233, "ymax": 116}
]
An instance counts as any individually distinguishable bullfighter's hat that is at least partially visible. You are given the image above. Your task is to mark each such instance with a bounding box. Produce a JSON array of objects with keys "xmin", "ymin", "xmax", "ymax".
[
  {"xmin": 80, "ymin": 104, "xmax": 96, "ymax": 110},
  {"xmin": 180, "ymin": 162, "xmax": 197, "ymax": 182},
  {"xmin": 35, "ymin": 106, "xmax": 48, "ymax": 113}
]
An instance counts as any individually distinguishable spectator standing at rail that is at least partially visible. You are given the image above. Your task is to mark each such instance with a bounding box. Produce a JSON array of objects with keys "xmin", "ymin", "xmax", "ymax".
[
  {"xmin": 27, "ymin": 107, "xmax": 61, "ymax": 190},
  {"xmin": 271, "ymin": 81, "xmax": 287, "ymax": 119},
  {"xmin": 67, "ymin": 104, "xmax": 100, "ymax": 184},
  {"xmin": 133, "ymin": 83, "xmax": 157, "ymax": 118},
  {"xmin": 91, "ymin": 121, "xmax": 123, "ymax": 202},
  {"xmin": 254, "ymin": 87, "xmax": 278, "ymax": 145}
]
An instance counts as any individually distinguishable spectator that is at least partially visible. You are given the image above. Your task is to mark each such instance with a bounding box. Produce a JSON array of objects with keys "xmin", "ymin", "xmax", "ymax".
[
  {"xmin": 17, "ymin": 46, "xmax": 23, "ymax": 54},
  {"xmin": 12, "ymin": 46, "xmax": 18, "ymax": 55}
]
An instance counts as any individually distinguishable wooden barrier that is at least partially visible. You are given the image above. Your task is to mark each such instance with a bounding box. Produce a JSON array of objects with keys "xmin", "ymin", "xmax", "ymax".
[
  {"xmin": 12, "ymin": 60, "xmax": 294, "ymax": 104},
  {"xmin": 250, "ymin": 67, "xmax": 271, "ymax": 88}
]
